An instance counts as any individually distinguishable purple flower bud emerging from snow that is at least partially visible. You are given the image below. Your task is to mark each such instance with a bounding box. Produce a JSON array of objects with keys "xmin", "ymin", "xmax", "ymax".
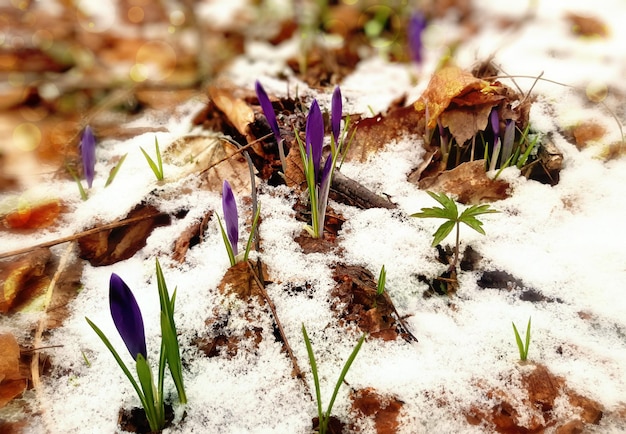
[
  {"xmin": 255, "ymin": 80, "xmax": 282, "ymax": 145},
  {"xmin": 408, "ymin": 12, "xmax": 427, "ymax": 64},
  {"xmin": 109, "ymin": 273, "xmax": 147, "ymax": 361},
  {"xmin": 331, "ymin": 86, "xmax": 342, "ymax": 145},
  {"xmin": 490, "ymin": 109, "xmax": 500, "ymax": 138},
  {"xmin": 222, "ymin": 180, "xmax": 239, "ymax": 257},
  {"xmin": 305, "ymin": 99, "xmax": 324, "ymax": 182},
  {"xmin": 80, "ymin": 125, "xmax": 96, "ymax": 188}
]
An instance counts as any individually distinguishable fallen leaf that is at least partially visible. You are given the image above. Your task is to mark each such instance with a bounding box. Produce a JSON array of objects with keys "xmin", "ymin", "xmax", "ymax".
[
  {"xmin": 416, "ymin": 160, "xmax": 509, "ymax": 204},
  {"xmin": 565, "ymin": 12, "xmax": 608, "ymax": 38},
  {"xmin": 440, "ymin": 103, "xmax": 495, "ymax": 146},
  {"xmin": 2, "ymin": 198, "xmax": 64, "ymax": 231},
  {"xmin": 0, "ymin": 248, "xmax": 51, "ymax": 313},
  {"xmin": 347, "ymin": 106, "xmax": 420, "ymax": 163},
  {"xmin": 414, "ymin": 66, "xmax": 494, "ymax": 129},
  {"xmin": 351, "ymin": 388, "xmax": 404, "ymax": 434},
  {"xmin": 0, "ymin": 333, "xmax": 26, "ymax": 409},
  {"xmin": 567, "ymin": 121, "xmax": 606, "ymax": 150},
  {"xmin": 77, "ymin": 205, "xmax": 170, "ymax": 266}
]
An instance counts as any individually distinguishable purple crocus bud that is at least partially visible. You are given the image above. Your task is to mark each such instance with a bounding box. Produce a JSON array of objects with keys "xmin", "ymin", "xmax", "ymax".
[
  {"xmin": 331, "ymin": 86, "xmax": 342, "ymax": 145},
  {"xmin": 407, "ymin": 12, "xmax": 427, "ymax": 64},
  {"xmin": 109, "ymin": 273, "xmax": 147, "ymax": 361},
  {"xmin": 222, "ymin": 180, "xmax": 239, "ymax": 256},
  {"xmin": 255, "ymin": 80, "xmax": 282, "ymax": 145},
  {"xmin": 490, "ymin": 109, "xmax": 500, "ymax": 138},
  {"xmin": 80, "ymin": 125, "xmax": 96, "ymax": 188},
  {"xmin": 305, "ymin": 99, "xmax": 324, "ymax": 179}
]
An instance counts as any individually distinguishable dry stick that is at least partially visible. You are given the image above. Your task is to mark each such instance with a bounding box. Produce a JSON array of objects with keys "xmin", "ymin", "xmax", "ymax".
[
  {"xmin": 246, "ymin": 261, "xmax": 312, "ymax": 397},
  {"xmin": 31, "ymin": 242, "xmax": 74, "ymax": 434},
  {"xmin": 0, "ymin": 212, "xmax": 167, "ymax": 260}
]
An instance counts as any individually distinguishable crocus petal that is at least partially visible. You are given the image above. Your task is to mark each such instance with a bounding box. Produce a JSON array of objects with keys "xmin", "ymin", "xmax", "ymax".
[
  {"xmin": 222, "ymin": 180, "xmax": 239, "ymax": 256},
  {"xmin": 408, "ymin": 12, "xmax": 427, "ymax": 64},
  {"xmin": 331, "ymin": 86, "xmax": 342, "ymax": 145},
  {"xmin": 305, "ymin": 99, "xmax": 324, "ymax": 179},
  {"xmin": 490, "ymin": 109, "xmax": 500, "ymax": 138},
  {"xmin": 255, "ymin": 81, "xmax": 282, "ymax": 145},
  {"xmin": 80, "ymin": 125, "xmax": 96, "ymax": 188},
  {"xmin": 109, "ymin": 273, "xmax": 147, "ymax": 360}
]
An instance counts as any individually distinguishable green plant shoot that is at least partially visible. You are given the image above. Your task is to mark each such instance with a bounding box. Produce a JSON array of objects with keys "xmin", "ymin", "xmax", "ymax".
[
  {"xmin": 376, "ymin": 265, "xmax": 386, "ymax": 296},
  {"xmin": 141, "ymin": 137, "xmax": 164, "ymax": 181},
  {"xmin": 512, "ymin": 317, "xmax": 532, "ymax": 361},
  {"xmin": 105, "ymin": 153, "xmax": 127, "ymax": 187},
  {"xmin": 302, "ymin": 324, "xmax": 366, "ymax": 434},
  {"xmin": 411, "ymin": 191, "xmax": 498, "ymax": 271}
]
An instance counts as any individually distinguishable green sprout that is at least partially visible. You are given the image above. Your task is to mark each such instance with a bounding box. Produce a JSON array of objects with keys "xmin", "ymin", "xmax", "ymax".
[
  {"xmin": 376, "ymin": 265, "xmax": 386, "ymax": 296},
  {"xmin": 66, "ymin": 164, "xmax": 88, "ymax": 201},
  {"xmin": 104, "ymin": 153, "xmax": 127, "ymax": 187},
  {"xmin": 302, "ymin": 324, "xmax": 366, "ymax": 434},
  {"xmin": 140, "ymin": 137, "xmax": 164, "ymax": 181},
  {"xmin": 512, "ymin": 317, "xmax": 532, "ymax": 361},
  {"xmin": 411, "ymin": 191, "xmax": 498, "ymax": 272}
]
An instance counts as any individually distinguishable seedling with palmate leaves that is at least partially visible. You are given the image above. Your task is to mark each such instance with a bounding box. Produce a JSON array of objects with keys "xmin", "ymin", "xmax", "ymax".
[
  {"xmin": 302, "ymin": 324, "xmax": 366, "ymax": 434},
  {"xmin": 412, "ymin": 191, "xmax": 498, "ymax": 274}
]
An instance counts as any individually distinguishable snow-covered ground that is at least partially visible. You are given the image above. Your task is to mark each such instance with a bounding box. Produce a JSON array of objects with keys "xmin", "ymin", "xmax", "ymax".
[{"xmin": 1, "ymin": 1, "xmax": 625, "ymax": 432}]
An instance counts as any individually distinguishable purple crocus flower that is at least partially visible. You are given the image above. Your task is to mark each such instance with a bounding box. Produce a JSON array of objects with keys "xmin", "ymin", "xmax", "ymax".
[
  {"xmin": 109, "ymin": 273, "xmax": 147, "ymax": 361},
  {"xmin": 222, "ymin": 180, "xmax": 239, "ymax": 257},
  {"xmin": 255, "ymin": 80, "xmax": 282, "ymax": 145},
  {"xmin": 490, "ymin": 109, "xmax": 500, "ymax": 139},
  {"xmin": 305, "ymin": 99, "xmax": 324, "ymax": 182},
  {"xmin": 80, "ymin": 125, "xmax": 96, "ymax": 188},
  {"xmin": 331, "ymin": 86, "xmax": 342, "ymax": 145},
  {"xmin": 407, "ymin": 12, "xmax": 427, "ymax": 64}
]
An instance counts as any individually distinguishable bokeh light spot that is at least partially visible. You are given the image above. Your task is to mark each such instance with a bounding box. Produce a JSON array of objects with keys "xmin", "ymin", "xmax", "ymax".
[
  {"xmin": 76, "ymin": 1, "xmax": 114, "ymax": 33},
  {"xmin": 134, "ymin": 40, "xmax": 177, "ymax": 81},
  {"xmin": 586, "ymin": 81, "xmax": 608, "ymax": 103},
  {"xmin": 32, "ymin": 29, "xmax": 54, "ymax": 50},
  {"xmin": 13, "ymin": 123, "xmax": 42, "ymax": 151},
  {"xmin": 128, "ymin": 6, "xmax": 144, "ymax": 24},
  {"xmin": 130, "ymin": 64, "xmax": 148, "ymax": 82},
  {"xmin": 170, "ymin": 10, "xmax": 185, "ymax": 26}
]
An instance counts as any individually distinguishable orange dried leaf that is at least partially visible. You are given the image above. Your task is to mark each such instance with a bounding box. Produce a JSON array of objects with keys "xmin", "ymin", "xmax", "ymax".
[
  {"xmin": 414, "ymin": 66, "xmax": 493, "ymax": 129},
  {"xmin": 0, "ymin": 248, "xmax": 51, "ymax": 313},
  {"xmin": 2, "ymin": 198, "xmax": 63, "ymax": 230},
  {"xmin": 0, "ymin": 333, "xmax": 26, "ymax": 409}
]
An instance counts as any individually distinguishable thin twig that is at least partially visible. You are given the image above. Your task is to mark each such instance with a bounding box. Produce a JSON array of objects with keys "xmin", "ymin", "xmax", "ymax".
[
  {"xmin": 0, "ymin": 212, "xmax": 166, "ymax": 260},
  {"xmin": 246, "ymin": 261, "xmax": 312, "ymax": 397},
  {"xmin": 31, "ymin": 242, "xmax": 74, "ymax": 434}
]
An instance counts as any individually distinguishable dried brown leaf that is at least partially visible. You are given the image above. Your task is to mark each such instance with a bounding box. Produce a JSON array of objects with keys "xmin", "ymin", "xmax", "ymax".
[
  {"xmin": 351, "ymin": 388, "xmax": 404, "ymax": 434},
  {"xmin": 414, "ymin": 66, "xmax": 493, "ymax": 129},
  {"xmin": 347, "ymin": 105, "xmax": 420, "ymax": 163},
  {"xmin": 440, "ymin": 103, "xmax": 494, "ymax": 145},
  {"xmin": 77, "ymin": 205, "xmax": 170, "ymax": 266},
  {"xmin": 0, "ymin": 333, "xmax": 26, "ymax": 409},
  {"xmin": 0, "ymin": 248, "xmax": 51, "ymax": 313},
  {"xmin": 417, "ymin": 160, "xmax": 509, "ymax": 204},
  {"xmin": 566, "ymin": 12, "xmax": 608, "ymax": 37},
  {"xmin": 2, "ymin": 198, "xmax": 65, "ymax": 231}
]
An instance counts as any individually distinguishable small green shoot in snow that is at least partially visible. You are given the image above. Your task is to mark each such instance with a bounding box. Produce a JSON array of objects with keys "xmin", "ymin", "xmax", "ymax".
[
  {"xmin": 140, "ymin": 137, "xmax": 164, "ymax": 181},
  {"xmin": 512, "ymin": 317, "xmax": 532, "ymax": 361},
  {"xmin": 302, "ymin": 324, "xmax": 366, "ymax": 434}
]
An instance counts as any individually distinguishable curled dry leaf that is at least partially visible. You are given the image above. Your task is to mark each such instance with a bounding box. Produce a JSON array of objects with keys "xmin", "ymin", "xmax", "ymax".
[
  {"xmin": 77, "ymin": 205, "xmax": 170, "ymax": 266},
  {"xmin": 0, "ymin": 333, "xmax": 27, "ymax": 409},
  {"xmin": 165, "ymin": 135, "xmax": 252, "ymax": 194},
  {"xmin": 415, "ymin": 159, "xmax": 509, "ymax": 204},
  {"xmin": 0, "ymin": 248, "xmax": 51, "ymax": 313},
  {"xmin": 346, "ymin": 106, "xmax": 420, "ymax": 163},
  {"xmin": 2, "ymin": 198, "xmax": 64, "ymax": 231},
  {"xmin": 414, "ymin": 66, "xmax": 495, "ymax": 130},
  {"xmin": 565, "ymin": 12, "xmax": 608, "ymax": 38}
]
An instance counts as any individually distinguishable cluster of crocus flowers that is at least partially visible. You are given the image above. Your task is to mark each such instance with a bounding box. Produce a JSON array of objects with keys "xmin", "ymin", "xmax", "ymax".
[
  {"xmin": 297, "ymin": 86, "xmax": 346, "ymax": 238},
  {"xmin": 218, "ymin": 180, "xmax": 261, "ymax": 266},
  {"xmin": 86, "ymin": 260, "xmax": 186, "ymax": 432}
]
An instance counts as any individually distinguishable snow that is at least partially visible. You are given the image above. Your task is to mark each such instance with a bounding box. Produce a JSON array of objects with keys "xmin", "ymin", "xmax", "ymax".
[{"xmin": 1, "ymin": 0, "xmax": 626, "ymax": 433}]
